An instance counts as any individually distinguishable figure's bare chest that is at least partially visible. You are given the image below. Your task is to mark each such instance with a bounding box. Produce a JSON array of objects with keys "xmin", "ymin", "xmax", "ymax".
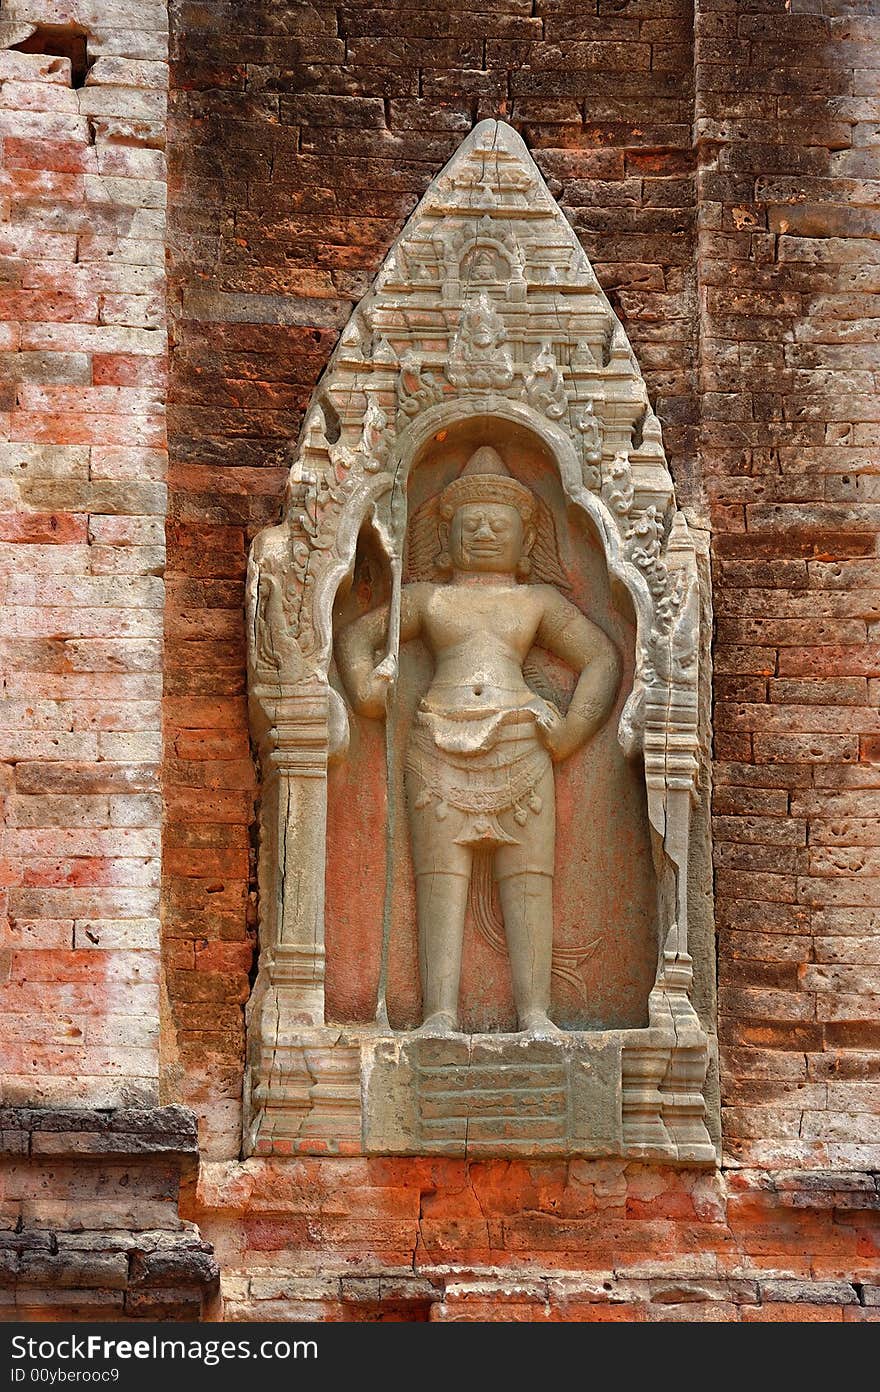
[{"xmin": 422, "ymin": 586, "xmax": 541, "ymax": 652}]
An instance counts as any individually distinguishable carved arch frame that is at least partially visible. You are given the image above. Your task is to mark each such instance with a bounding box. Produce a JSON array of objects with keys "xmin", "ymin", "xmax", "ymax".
[{"xmin": 243, "ymin": 121, "xmax": 717, "ymax": 1164}]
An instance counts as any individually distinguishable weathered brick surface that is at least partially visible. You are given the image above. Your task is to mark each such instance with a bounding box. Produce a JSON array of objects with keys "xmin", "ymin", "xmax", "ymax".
[
  {"xmin": 190, "ymin": 1157, "xmax": 880, "ymax": 1322},
  {"xmin": 0, "ymin": 1106, "xmax": 218, "ymax": 1321},
  {"xmin": 1, "ymin": 1, "xmax": 169, "ymax": 1107},
  {"xmin": 699, "ymin": 0, "xmax": 880, "ymax": 1171},
  {"xmin": 164, "ymin": 0, "xmax": 699, "ymax": 1158},
  {"xmin": 2, "ymin": 0, "xmax": 879, "ymax": 1323}
]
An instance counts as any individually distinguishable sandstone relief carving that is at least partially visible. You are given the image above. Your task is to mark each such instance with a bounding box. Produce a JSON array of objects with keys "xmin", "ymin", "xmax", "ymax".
[
  {"xmin": 244, "ymin": 121, "xmax": 717, "ymax": 1163},
  {"xmin": 336, "ymin": 445, "xmax": 621, "ymax": 1039}
]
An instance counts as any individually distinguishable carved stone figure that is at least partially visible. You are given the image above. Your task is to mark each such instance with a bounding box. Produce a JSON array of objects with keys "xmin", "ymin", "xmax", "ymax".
[
  {"xmin": 525, "ymin": 344, "xmax": 568, "ymax": 420},
  {"xmin": 471, "ymin": 247, "xmax": 499, "ymax": 280},
  {"xmin": 336, "ymin": 446, "xmax": 620, "ymax": 1037},
  {"xmin": 447, "ymin": 293, "xmax": 514, "ymax": 387}
]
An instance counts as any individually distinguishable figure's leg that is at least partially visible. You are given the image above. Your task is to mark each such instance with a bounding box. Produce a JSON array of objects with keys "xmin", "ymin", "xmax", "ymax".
[
  {"xmin": 496, "ymin": 870, "xmax": 556, "ymax": 1033},
  {"xmin": 494, "ymin": 763, "xmax": 558, "ymax": 1034},
  {"xmin": 416, "ymin": 850, "xmax": 471, "ymax": 1033},
  {"xmin": 406, "ymin": 757, "xmax": 473, "ymax": 1033}
]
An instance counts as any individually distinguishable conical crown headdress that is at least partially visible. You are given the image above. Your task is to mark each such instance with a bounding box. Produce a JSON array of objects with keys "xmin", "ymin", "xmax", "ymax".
[{"xmin": 438, "ymin": 446, "xmax": 535, "ymax": 524}]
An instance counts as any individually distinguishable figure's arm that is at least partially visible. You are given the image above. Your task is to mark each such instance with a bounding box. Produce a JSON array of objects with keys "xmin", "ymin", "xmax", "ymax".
[
  {"xmin": 535, "ymin": 588, "xmax": 621, "ymax": 761},
  {"xmin": 336, "ymin": 584, "xmax": 427, "ymax": 718}
]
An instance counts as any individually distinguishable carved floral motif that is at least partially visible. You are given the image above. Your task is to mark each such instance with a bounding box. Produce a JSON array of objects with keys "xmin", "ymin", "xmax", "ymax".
[
  {"xmin": 397, "ymin": 355, "xmax": 446, "ymax": 419},
  {"xmin": 602, "ymin": 450, "xmax": 635, "ymax": 517},
  {"xmin": 573, "ymin": 400, "xmax": 603, "ymax": 489}
]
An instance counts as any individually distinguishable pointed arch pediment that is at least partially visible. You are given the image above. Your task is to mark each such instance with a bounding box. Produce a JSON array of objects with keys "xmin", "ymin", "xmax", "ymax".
[{"xmin": 243, "ymin": 121, "xmax": 716, "ymax": 1165}]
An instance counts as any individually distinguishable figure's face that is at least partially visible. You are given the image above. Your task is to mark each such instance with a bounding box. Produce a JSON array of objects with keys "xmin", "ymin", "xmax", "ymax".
[{"xmin": 449, "ymin": 502, "xmax": 525, "ymax": 574}]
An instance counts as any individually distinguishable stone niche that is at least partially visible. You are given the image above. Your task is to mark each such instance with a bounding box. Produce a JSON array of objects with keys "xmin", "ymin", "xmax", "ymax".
[{"xmin": 244, "ymin": 121, "xmax": 717, "ymax": 1164}]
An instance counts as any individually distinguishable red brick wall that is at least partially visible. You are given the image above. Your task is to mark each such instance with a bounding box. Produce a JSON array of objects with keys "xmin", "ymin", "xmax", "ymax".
[
  {"xmin": 2, "ymin": 0, "xmax": 879, "ymax": 1322},
  {"xmin": 164, "ymin": 0, "xmax": 699, "ymax": 1157},
  {"xmin": 1, "ymin": 3, "xmax": 169, "ymax": 1108},
  {"xmin": 700, "ymin": 0, "xmax": 880, "ymax": 1171},
  {"xmin": 190, "ymin": 1156, "xmax": 879, "ymax": 1322}
]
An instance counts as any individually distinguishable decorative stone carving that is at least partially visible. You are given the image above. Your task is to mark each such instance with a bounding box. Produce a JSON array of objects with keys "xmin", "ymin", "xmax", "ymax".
[
  {"xmin": 602, "ymin": 449, "xmax": 634, "ymax": 519},
  {"xmin": 525, "ymin": 344, "xmax": 569, "ymax": 420},
  {"xmin": 444, "ymin": 215, "xmax": 528, "ymax": 302},
  {"xmin": 244, "ymin": 121, "xmax": 716, "ymax": 1164},
  {"xmin": 336, "ymin": 446, "xmax": 620, "ymax": 1039},
  {"xmin": 397, "ymin": 355, "xmax": 445, "ymax": 418},
  {"xmin": 447, "ymin": 293, "xmax": 514, "ymax": 389}
]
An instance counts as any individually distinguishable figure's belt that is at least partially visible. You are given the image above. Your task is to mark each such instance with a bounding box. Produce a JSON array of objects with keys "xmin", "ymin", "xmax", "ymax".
[
  {"xmin": 415, "ymin": 700, "xmax": 546, "ymax": 755},
  {"xmin": 406, "ymin": 710, "xmax": 550, "ymax": 821}
]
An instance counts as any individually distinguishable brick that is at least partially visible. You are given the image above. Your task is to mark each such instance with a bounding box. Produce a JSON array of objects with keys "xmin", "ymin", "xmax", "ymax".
[
  {"xmin": 0, "ymin": 0, "xmax": 876, "ymax": 1322},
  {"xmin": 0, "ymin": 18, "xmax": 167, "ymax": 1111}
]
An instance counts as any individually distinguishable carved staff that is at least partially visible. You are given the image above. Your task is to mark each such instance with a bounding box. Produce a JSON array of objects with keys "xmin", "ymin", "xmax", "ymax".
[
  {"xmin": 370, "ymin": 466, "xmax": 407, "ymax": 1028},
  {"xmin": 372, "ymin": 554, "xmax": 401, "ymax": 688}
]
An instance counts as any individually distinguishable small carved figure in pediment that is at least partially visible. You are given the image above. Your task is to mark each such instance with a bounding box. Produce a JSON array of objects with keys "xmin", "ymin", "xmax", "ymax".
[
  {"xmin": 467, "ymin": 246, "xmax": 502, "ymax": 282},
  {"xmin": 526, "ymin": 343, "xmax": 569, "ymax": 421},
  {"xmin": 448, "ymin": 293, "xmax": 514, "ymax": 389},
  {"xmin": 572, "ymin": 339, "xmax": 596, "ymax": 370}
]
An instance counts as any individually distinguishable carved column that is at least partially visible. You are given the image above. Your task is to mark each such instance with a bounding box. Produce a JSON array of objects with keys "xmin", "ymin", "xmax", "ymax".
[
  {"xmin": 245, "ymin": 680, "xmax": 331, "ymax": 1147},
  {"xmin": 253, "ymin": 679, "xmax": 330, "ymax": 1025}
]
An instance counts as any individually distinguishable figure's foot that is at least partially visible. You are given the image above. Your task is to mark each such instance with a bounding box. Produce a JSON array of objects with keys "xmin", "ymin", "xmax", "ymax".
[
  {"xmin": 518, "ymin": 1009, "xmax": 563, "ymax": 1040},
  {"xmin": 416, "ymin": 1010, "xmax": 458, "ymax": 1038}
]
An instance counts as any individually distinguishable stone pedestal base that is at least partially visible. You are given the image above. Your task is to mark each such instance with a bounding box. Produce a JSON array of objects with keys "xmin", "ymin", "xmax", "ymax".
[
  {"xmin": 246, "ymin": 1026, "xmax": 717, "ymax": 1165},
  {"xmin": 366, "ymin": 1033, "xmax": 622, "ymax": 1158}
]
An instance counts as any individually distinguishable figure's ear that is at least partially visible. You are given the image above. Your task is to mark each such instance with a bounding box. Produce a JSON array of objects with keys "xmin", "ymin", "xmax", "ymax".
[
  {"xmin": 517, "ymin": 525, "xmax": 536, "ymax": 579},
  {"xmin": 436, "ymin": 520, "xmax": 452, "ymax": 574}
]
